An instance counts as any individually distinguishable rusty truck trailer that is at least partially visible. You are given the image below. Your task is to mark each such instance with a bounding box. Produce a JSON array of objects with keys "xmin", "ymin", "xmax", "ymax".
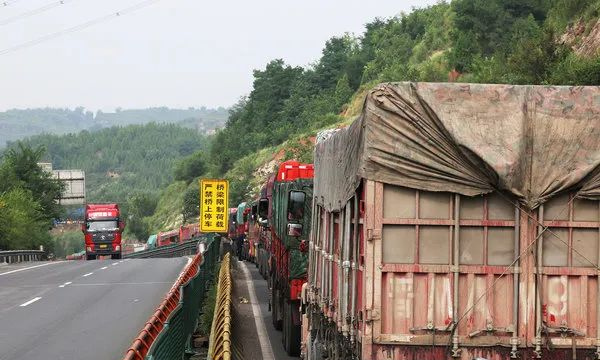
[{"xmin": 304, "ymin": 82, "xmax": 600, "ymax": 360}]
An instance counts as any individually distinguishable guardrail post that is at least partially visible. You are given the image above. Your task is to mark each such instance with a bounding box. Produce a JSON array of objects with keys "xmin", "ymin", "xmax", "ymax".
[{"xmin": 0, "ymin": 250, "xmax": 45, "ymax": 264}]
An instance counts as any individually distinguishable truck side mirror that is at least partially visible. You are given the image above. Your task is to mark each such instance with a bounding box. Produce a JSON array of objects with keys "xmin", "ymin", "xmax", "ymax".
[
  {"xmin": 259, "ymin": 218, "xmax": 269, "ymax": 228},
  {"xmin": 287, "ymin": 223, "xmax": 303, "ymax": 237},
  {"xmin": 258, "ymin": 198, "xmax": 269, "ymax": 219}
]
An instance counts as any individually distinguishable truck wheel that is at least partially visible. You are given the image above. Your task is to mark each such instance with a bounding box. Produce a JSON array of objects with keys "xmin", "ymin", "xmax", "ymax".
[
  {"xmin": 284, "ymin": 299, "xmax": 301, "ymax": 356},
  {"xmin": 111, "ymin": 253, "xmax": 121, "ymax": 260},
  {"xmin": 86, "ymin": 254, "xmax": 96, "ymax": 260},
  {"xmin": 271, "ymin": 281, "xmax": 282, "ymax": 330}
]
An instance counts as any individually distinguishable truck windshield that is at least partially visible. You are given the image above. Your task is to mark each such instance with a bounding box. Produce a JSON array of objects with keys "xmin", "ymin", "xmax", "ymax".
[
  {"xmin": 288, "ymin": 191, "xmax": 305, "ymax": 221},
  {"xmin": 86, "ymin": 220, "xmax": 118, "ymax": 232}
]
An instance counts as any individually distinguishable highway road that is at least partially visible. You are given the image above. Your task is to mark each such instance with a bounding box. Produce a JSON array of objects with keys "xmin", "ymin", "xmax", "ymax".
[{"xmin": 0, "ymin": 258, "xmax": 189, "ymax": 360}]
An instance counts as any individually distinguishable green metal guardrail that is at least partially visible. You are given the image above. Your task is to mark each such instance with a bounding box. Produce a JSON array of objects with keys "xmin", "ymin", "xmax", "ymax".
[
  {"xmin": 124, "ymin": 233, "xmax": 221, "ymax": 360},
  {"xmin": 123, "ymin": 237, "xmax": 205, "ymax": 259}
]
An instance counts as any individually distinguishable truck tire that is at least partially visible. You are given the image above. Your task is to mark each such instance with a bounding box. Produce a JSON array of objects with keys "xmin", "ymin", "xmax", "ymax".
[
  {"xmin": 111, "ymin": 253, "xmax": 121, "ymax": 260},
  {"xmin": 271, "ymin": 279, "xmax": 282, "ymax": 330},
  {"xmin": 86, "ymin": 254, "xmax": 96, "ymax": 260},
  {"xmin": 283, "ymin": 299, "xmax": 301, "ymax": 356}
]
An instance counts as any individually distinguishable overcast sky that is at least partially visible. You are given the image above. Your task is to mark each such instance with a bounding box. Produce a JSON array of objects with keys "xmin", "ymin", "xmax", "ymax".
[{"xmin": 0, "ymin": 0, "xmax": 437, "ymax": 111}]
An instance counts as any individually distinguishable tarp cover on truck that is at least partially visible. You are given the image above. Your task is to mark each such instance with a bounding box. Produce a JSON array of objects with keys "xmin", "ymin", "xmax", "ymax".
[{"xmin": 314, "ymin": 82, "xmax": 600, "ymax": 212}]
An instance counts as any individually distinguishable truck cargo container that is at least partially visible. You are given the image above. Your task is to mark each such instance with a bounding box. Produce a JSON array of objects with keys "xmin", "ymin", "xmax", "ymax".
[
  {"xmin": 257, "ymin": 175, "xmax": 275, "ymax": 279},
  {"xmin": 269, "ymin": 160, "xmax": 314, "ymax": 356},
  {"xmin": 157, "ymin": 228, "xmax": 179, "ymax": 247},
  {"xmin": 305, "ymin": 82, "xmax": 600, "ymax": 360},
  {"xmin": 82, "ymin": 203, "xmax": 124, "ymax": 260},
  {"xmin": 247, "ymin": 200, "xmax": 259, "ymax": 263}
]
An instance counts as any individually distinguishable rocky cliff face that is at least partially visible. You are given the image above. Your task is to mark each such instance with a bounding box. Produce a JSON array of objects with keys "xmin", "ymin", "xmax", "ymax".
[{"xmin": 560, "ymin": 18, "xmax": 600, "ymax": 57}]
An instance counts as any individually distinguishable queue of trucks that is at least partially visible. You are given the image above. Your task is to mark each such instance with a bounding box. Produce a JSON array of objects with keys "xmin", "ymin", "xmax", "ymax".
[{"xmin": 230, "ymin": 82, "xmax": 600, "ymax": 360}]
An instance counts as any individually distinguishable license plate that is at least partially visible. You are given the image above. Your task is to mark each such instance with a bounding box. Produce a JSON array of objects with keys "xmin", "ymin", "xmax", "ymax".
[{"xmin": 99, "ymin": 244, "xmax": 108, "ymax": 249}]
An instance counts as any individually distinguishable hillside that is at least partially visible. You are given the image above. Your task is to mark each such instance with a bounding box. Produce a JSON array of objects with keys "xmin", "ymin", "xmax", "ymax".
[
  {"xmin": 212, "ymin": 0, "xmax": 600, "ymax": 202},
  {"xmin": 17, "ymin": 123, "xmax": 208, "ymax": 207},
  {"xmin": 0, "ymin": 106, "xmax": 228, "ymax": 146},
  {"xmin": 132, "ymin": 0, "xmax": 600, "ymax": 236}
]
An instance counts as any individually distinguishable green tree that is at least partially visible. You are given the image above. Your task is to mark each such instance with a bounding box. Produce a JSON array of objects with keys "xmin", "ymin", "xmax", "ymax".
[
  {"xmin": 174, "ymin": 151, "xmax": 206, "ymax": 183},
  {"xmin": 0, "ymin": 143, "xmax": 64, "ymax": 222},
  {"xmin": 126, "ymin": 192, "xmax": 158, "ymax": 240},
  {"xmin": 182, "ymin": 185, "xmax": 200, "ymax": 223},
  {"xmin": 0, "ymin": 188, "xmax": 52, "ymax": 251}
]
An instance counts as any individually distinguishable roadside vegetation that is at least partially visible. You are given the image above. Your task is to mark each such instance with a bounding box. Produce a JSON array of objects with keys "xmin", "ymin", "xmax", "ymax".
[
  {"xmin": 200, "ymin": 0, "xmax": 600, "ymax": 204},
  {"xmin": 145, "ymin": 0, "xmax": 600, "ymax": 235},
  {"xmin": 0, "ymin": 144, "xmax": 64, "ymax": 251}
]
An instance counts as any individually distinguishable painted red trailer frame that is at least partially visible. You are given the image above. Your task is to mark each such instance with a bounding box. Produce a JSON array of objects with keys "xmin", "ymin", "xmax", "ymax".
[
  {"xmin": 157, "ymin": 229, "xmax": 179, "ymax": 247},
  {"xmin": 307, "ymin": 181, "xmax": 600, "ymax": 360}
]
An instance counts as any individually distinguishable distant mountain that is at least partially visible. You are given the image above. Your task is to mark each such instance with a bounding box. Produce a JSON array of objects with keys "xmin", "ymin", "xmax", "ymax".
[
  {"xmin": 17, "ymin": 123, "xmax": 209, "ymax": 205},
  {"xmin": 0, "ymin": 106, "xmax": 228, "ymax": 146}
]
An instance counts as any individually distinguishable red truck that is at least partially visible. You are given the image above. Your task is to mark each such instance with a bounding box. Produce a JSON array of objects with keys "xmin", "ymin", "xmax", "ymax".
[
  {"xmin": 304, "ymin": 82, "xmax": 600, "ymax": 360},
  {"xmin": 82, "ymin": 204, "xmax": 125, "ymax": 260},
  {"xmin": 269, "ymin": 160, "xmax": 314, "ymax": 356}
]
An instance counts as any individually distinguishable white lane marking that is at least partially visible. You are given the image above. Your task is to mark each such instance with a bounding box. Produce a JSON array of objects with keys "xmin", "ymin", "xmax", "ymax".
[
  {"xmin": 240, "ymin": 262, "xmax": 275, "ymax": 360},
  {"xmin": 0, "ymin": 261, "xmax": 64, "ymax": 276},
  {"xmin": 19, "ymin": 297, "xmax": 42, "ymax": 307},
  {"xmin": 100, "ymin": 266, "xmax": 108, "ymax": 270},
  {"xmin": 82, "ymin": 272, "xmax": 93, "ymax": 277},
  {"xmin": 112, "ymin": 263, "xmax": 118, "ymax": 266},
  {"xmin": 58, "ymin": 281, "xmax": 72, "ymax": 288}
]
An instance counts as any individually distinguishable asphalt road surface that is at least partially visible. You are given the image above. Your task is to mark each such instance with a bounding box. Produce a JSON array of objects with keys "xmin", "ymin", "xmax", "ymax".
[
  {"xmin": 0, "ymin": 258, "xmax": 189, "ymax": 360},
  {"xmin": 248, "ymin": 262, "xmax": 299, "ymax": 360},
  {"xmin": 231, "ymin": 258, "xmax": 298, "ymax": 360}
]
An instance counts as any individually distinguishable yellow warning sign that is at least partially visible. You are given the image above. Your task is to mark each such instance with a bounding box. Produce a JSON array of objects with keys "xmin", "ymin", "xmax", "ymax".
[{"xmin": 200, "ymin": 179, "xmax": 229, "ymax": 233}]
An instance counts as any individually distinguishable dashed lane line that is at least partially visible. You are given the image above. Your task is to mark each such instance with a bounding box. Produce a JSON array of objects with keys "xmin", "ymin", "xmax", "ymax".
[
  {"xmin": 82, "ymin": 272, "xmax": 93, "ymax": 277},
  {"xmin": 19, "ymin": 297, "xmax": 42, "ymax": 307},
  {"xmin": 58, "ymin": 281, "xmax": 72, "ymax": 288}
]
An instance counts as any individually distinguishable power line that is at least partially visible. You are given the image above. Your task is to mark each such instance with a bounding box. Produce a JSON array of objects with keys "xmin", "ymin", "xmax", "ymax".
[
  {"xmin": 0, "ymin": 0, "xmax": 73, "ymax": 27},
  {"xmin": 0, "ymin": 0, "xmax": 164, "ymax": 56},
  {"xmin": 1, "ymin": 0, "xmax": 26, "ymax": 8}
]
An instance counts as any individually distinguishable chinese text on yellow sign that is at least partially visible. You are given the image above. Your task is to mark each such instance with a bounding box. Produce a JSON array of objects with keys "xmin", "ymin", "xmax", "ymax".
[{"xmin": 200, "ymin": 179, "xmax": 229, "ymax": 232}]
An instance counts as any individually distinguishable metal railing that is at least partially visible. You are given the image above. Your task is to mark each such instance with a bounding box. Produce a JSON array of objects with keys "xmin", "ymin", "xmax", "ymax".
[
  {"xmin": 0, "ymin": 250, "xmax": 45, "ymax": 264},
  {"xmin": 123, "ymin": 238, "xmax": 202, "ymax": 259},
  {"xmin": 207, "ymin": 252, "xmax": 232, "ymax": 360},
  {"xmin": 123, "ymin": 233, "xmax": 221, "ymax": 360}
]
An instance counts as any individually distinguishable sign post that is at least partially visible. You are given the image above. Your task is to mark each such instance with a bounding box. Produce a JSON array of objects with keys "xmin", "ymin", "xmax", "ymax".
[{"xmin": 199, "ymin": 179, "xmax": 229, "ymax": 233}]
